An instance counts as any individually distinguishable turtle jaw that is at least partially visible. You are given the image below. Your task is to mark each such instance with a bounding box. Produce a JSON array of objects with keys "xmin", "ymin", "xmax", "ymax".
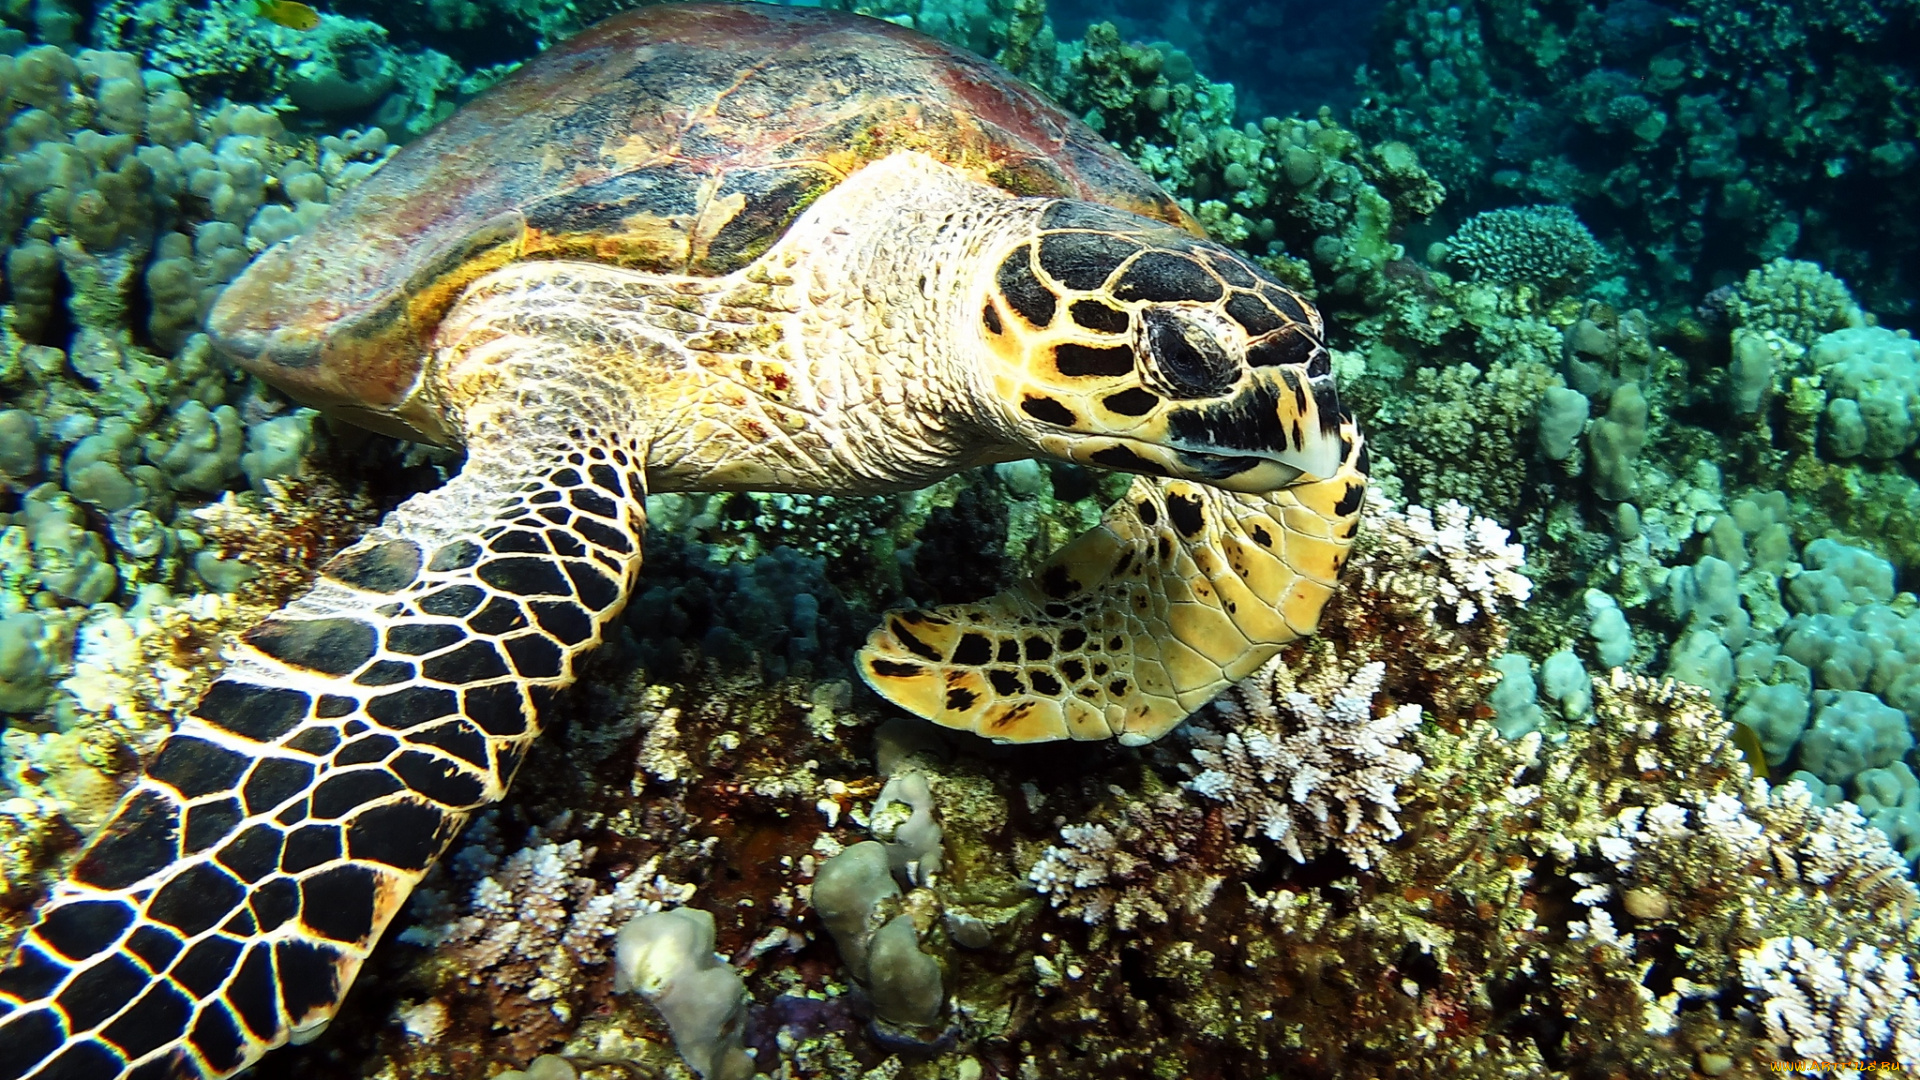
[
  {"xmin": 1011, "ymin": 357, "xmax": 1351, "ymax": 494},
  {"xmin": 1033, "ymin": 432, "xmax": 1309, "ymax": 494}
]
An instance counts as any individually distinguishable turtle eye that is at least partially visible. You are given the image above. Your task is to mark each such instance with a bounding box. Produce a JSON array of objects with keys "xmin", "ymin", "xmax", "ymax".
[{"xmin": 1138, "ymin": 307, "xmax": 1239, "ymax": 399}]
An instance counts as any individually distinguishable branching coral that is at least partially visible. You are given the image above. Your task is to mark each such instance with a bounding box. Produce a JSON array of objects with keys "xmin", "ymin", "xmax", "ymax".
[
  {"xmin": 1442, "ymin": 204, "xmax": 1604, "ymax": 296},
  {"xmin": 401, "ymin": 818, "xmax": 697, "ymax": 1055},
  {"xmin": 1029, "ymin": 786, "xmax": 1255, "ymax": 931},
  {"xmin": 1029, "ymin": 502, "xmax": 1520, "ymax": 930},
  {"xmin": 1186, "ymin": 658, "xmax": 1421, "ymax": 868},
  {"xmin": 1302, "ymin": 500, "xmax": 1526, "ymax": 726},
  {"xmin": 1739, "ymin": 936, "xmax": 1920, "ymax": 1064},
  {"xmin": 4, "ymin": 7, "xmax": 1917, "ymax": 1080}
]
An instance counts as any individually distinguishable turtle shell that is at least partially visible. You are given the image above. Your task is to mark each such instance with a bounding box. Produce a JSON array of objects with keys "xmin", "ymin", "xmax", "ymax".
[{"xmin": 209, "ymin": 1, "xmax": 1196, "ymax": 442}]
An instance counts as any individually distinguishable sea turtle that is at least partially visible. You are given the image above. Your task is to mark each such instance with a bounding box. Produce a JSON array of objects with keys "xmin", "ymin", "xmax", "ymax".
[{"xmin": 0, "ymin": 4, "xmax": 1366, "ymax": 1077}]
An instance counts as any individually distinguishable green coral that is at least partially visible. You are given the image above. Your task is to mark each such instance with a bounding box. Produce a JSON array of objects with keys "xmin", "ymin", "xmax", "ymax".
[
  {"xmin": 1061, "ymin": 22, "xmax": 1443, "ymax": 308},
  {"xmin": 1365, "ymin": 357, "xmax": 1563, "ymax": 520},
  {"xmin": 95, "ymin": 0, "xmax": 483, "ymax": 135},
  {"xmin": 1722, "ymin": 258, "xmax": 1866, "ymax": 350},
  {"xmin": 789, "ymin": 0, "xmax": 1059, "ymax": 84},
  {"xmin": 0, "ymin": 40, "xmax": 396, "ymax": 621},
  {"xmin": 1352, "ymin": 0, "xmax": 1920, "ymax": 315}
]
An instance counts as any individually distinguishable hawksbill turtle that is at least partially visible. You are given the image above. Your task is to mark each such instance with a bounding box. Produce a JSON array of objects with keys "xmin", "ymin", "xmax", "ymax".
[{"xmin": 0, "ymin": 4, "xmax": 1366, "ymax": 1077}]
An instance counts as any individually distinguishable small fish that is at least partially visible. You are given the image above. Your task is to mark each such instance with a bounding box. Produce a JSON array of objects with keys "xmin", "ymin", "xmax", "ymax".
[
  {"xmin": 1730, "ymin": 720, "xmax": 1770, "ymax": 780},
  {"xmin": 256, "ymin": 0, "xmax": 321, "ymax": 31}
]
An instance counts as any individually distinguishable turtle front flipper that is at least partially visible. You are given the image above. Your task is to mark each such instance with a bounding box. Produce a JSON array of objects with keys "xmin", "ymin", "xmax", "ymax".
[
  {"xmin": 859, "ymin": 421, "xmax": 1366, "ymax": 747},
  {"xmin": 0, "ymin": 420, "xmax": 647, "ymax": 1080}
]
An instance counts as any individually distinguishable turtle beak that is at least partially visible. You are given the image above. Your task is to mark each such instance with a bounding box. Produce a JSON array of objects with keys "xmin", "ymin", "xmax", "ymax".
[{"xmin": 1160, "ymin": 369, "xmax": 1345, "ymax": 487}]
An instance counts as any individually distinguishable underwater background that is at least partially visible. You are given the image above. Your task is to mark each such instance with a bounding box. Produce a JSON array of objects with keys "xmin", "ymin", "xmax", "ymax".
[{"xmin": 1, "ymin": 0, "xmax": 1919, "ymax": 1076}]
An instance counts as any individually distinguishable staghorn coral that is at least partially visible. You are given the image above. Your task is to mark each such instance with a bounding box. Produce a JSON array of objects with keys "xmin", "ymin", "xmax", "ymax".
[
  {"xmin": 1003, "ymin": 612, "xmax": 1920, "ymax": 1077},
  {"xmin": 1392, "ymin": 500, "xmax": 1533, "ymax": 622},
  {"xmin": 1027, "ymin": 501, "xmax": 1525, "ymax": 936},
  {"xmin": 15, "ymin": 437, "xmax": 1891, "ymax": 1080}
]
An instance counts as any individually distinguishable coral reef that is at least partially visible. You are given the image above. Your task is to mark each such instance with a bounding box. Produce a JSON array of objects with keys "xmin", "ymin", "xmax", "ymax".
[
  {"xmin": 94, "ymin": 0, "xmax": 505, "ymax": 137},
  {"xmin": 1, "ymin": 2, "xmax": 1918, "ymax": 1080},
  {"xmin": 1061, "ymin": 20, "xmax": 1444, "ymax": 307},
  {"xmin": 1352, "ymin": 0, "xmax": 1920, "ymax": 316},
  {"xmin": 218, "ymin": 492, "xmax": 1912, "ymax": 1080}
]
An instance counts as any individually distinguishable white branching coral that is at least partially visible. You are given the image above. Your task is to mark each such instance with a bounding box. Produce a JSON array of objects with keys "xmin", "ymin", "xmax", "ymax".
[
  {"xmin": 1754, "ymin": 779, "xmax": 1917, "ymax": 901},
  {"xmin": 1028, "ymin": 791, "xmax": 1254, "ymax": 930},
  {"xmin": 1029, "ymin": 821, "xmax": 1132, "ymax": 924},
  {"xmin": 1739, "ymin": 936, "xmax": 1920, "ymax": 1065},
  {"xmin": 1186, "ymin": 657, "xmax": 1422, "ymax": 869},
  {"xmin": 1394, "ymin": 501, "xmax": 1531, "ymax": 623},
  {"xmin": 403, "ymin": 817, "xmax": 696, "ymax": 1012},
  {"xmin": 1590, "ymin": 676, "xmax": 1915, "ymax": 912}
]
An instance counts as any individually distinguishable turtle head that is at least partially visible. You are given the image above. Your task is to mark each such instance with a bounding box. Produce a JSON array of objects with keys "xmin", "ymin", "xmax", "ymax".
[{"xmin": 976, "ymin": 201, "xmax": 1348, "ymax": 493}]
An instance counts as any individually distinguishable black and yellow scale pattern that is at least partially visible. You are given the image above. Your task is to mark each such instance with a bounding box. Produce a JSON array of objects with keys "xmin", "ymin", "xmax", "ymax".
[
  {"xmin": 857, "ymin": 198, "xmax": 1369, "ymax": 746},
  {"xmin": 0, "ymin": 427, "xmax": 647, "ymax": 1079},
  {"xmin": 858, "ymin": 425, "xmax": 1367, "ymax": 746},
  {"xmin": 0, "ymin": 5, "xmax": 1371, "ymax": 1077}
]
